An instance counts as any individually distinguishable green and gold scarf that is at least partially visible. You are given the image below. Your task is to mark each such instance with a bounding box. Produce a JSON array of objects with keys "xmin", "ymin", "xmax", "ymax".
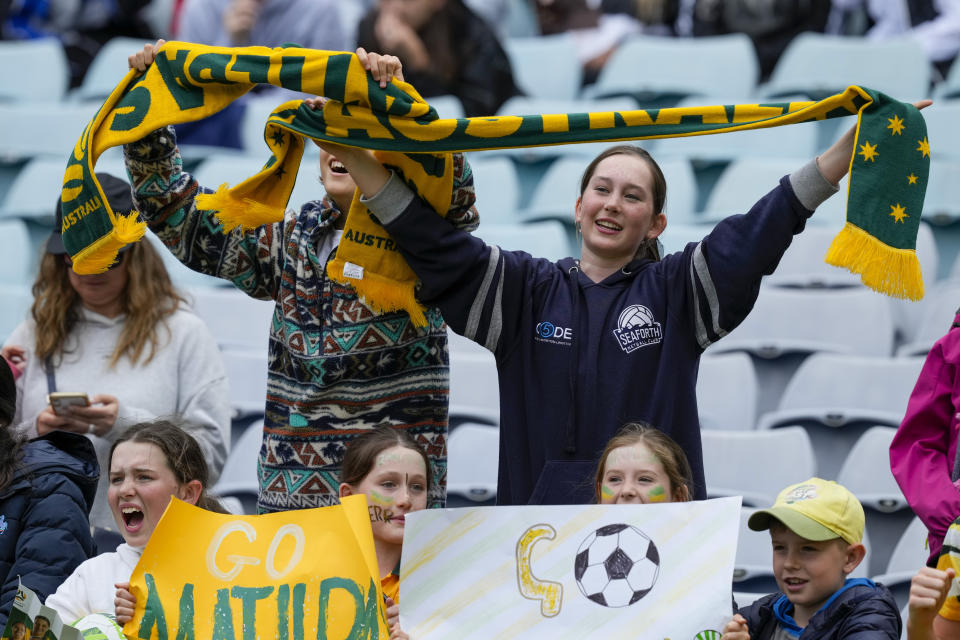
[{"xmin": 61, "ymin": 41, "xmax": 930, "ymax": 326}]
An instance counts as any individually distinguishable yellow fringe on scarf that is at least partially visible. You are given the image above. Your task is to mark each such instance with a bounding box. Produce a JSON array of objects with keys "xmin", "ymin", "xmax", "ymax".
[{"xmin": 825, "ymin": 222, "xmax": 924, "ymax": 301}]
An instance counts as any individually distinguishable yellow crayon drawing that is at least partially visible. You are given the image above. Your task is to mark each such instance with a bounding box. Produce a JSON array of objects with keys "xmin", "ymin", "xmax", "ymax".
[{"xmin": 516, "ymin": 524, "xmax": 563, "ymax": 617}]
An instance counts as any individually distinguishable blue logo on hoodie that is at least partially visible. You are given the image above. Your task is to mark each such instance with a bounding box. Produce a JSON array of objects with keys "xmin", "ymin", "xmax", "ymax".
[{"xmin": 0, "ymin": 515, "xmax": 7, "ymax": 535}]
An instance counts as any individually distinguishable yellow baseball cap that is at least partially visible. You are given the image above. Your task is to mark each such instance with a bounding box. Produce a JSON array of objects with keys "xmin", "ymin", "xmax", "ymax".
[{"xmin": 748, "ymin": 478, "xmax": 864, "ymax": 545}]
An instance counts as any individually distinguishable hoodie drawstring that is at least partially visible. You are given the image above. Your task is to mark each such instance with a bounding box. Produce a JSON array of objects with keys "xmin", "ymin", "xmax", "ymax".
[{"xmin": 563, "ymin": 264, "xmax": 583, "ymax": 455}]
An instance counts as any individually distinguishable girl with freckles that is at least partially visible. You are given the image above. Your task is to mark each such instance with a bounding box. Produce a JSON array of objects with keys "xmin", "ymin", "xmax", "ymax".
[
  {"xmin": 338, "ymin": 425, "xmax": 432, "ymax": 640},
  {"xmin": 594, "ymin": 422, "xmax": 693, "ymax": 506}
]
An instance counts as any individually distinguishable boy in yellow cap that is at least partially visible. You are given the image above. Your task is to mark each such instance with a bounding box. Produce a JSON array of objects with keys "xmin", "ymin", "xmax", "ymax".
[{"xmin": 721, "ymin": 477, "xmax": 901, "ymax": 639}]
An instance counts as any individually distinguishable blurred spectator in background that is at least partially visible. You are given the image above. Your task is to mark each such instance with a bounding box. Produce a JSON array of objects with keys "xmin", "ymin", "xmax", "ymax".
[
  {"xmin": 1, "ymin": 0, "xmax": 156, "ymax": 86},
  {"xmin": 178, "ymin": 0, "xmax": 346, "ymax": 49},
  {"xmin": 683, "ymin": 0, "xmax": 832, "ymax": 80},
  {"xmin": 828, "ymin": 0, "xmax": 960, "ymax": 78},
  {"xmin": 356, "ymin": 0, "xmax": 521, "ymax": 116},
  {"xmin": 1, "ymin": 173, "xmax": 229, "ymax": 543}
]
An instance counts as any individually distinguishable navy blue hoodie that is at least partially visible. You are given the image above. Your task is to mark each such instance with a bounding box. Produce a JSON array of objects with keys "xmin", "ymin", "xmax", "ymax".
[
  {"xmin": 0, "ymin": 432, "xmax": 98, "ymax": 629},
  {"xmin": 365, "ymin": 157, "xmax": 838, "ymax": 505},
  {"xmin": 738, "ymin": 578, "xmax": 901, "ymax": 639}
]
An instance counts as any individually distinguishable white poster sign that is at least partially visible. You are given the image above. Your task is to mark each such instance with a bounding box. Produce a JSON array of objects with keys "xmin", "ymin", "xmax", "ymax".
[{"xmin": 400, "ymin": 497, "xmax": 741, "ymax": 639}]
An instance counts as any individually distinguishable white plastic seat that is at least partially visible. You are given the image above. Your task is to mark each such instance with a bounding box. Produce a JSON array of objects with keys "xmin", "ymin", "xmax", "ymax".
[
  {"xmin": 702, "ymin": 158, "xmax": 848, "ymax": 227},
  {"xmin": 586, "ymin": 33, "xmax": 759, "ymax": 102},
  {"xmin": 765, "ymin": 225, "xmax": 862, "ymax": 288},
  {"xmin": 897, "ymin": 280, "xmax": 960, "ymax": 356},
  {"xmin": 702, "ymin": 427, "xmax": 815, "ymax": 507},
  {"xmin": 212, "ymin": 419, "xmax": 263, "ymax": 513},
  {"xmin": 448, "ymin": 333, "xmax": 500, "ymax": 426},
  {"xmin": 220, "ymin": 348, "xmax": 269, "ymax": 419},
  {"xmin": 757, "ymin": 355, "xmax": 924, "ymax": 432},
  {"xmin": 144, "ymin": 231, "xmax": 226, "ymax": 290},
  {"xmin": 475, "ymin": 221, "xmax": 572, "ymax": 262},
  {"xmin": 923, "ymin": 158, "xmax": 960, "ymax": 224},
  {"xmin": 697, "ymin": 352, "xmax": 758, "ymax": 430},
  {"xmin": 873, "ymin": 517, "xmax": 932, "ymax": 611},
  {"xmin": 0, "ymin": 38, "xmax": 69, "ymax": 102},
  {"xmin": 0, "ymin": 157, "xmax": 75, "ymax": 222},
  {"xmin": 74, "ymin": 37, "xmax": 147, "ymax": 103},
  {"xmin": 468, "ymin": 155, "xmax": 521, "ymax": 224},
  {"xmin": 425, "ymin": 94, "xmax": 465, "ymax": 120},
  {"xmin": 0, "ymin": 283, "xmax": 31, "ymax": 341},
  {"xmin": 0, "ymin": 102, "xmax": 98, "ymax": 159},
  {"xmin": 920, "ymin": 101, "xmax": 960, "ymax": 162},
  {"xmin": 657, "ymin": 222, "xmax": 715, "ymax": 256},
  {"xmin": 734, "ymin": 507, "xmax": 779, "ymax": 594},
  {"xmin": 759, "ymin": 33, "xmax": 931, "ymax": 100},
  {"xmin": 710, "ymin": 287, "xmax": 897, "ymax": 359},
  {"xmin": 0, "ymin": 218, "xmax": 34, "ymax": 285},
  {"xmin": 504, "ymin": 34, "xmax": 582, "ymax": 101},
  {"xmin": 446, "ymin": 422, "xmax": 499, "ymax": 503},
  {"xmin": 837, "ymin": 426, "xmax": 915, "ymax": 577},
  {"xmin": 187, "ymin": 287, "xmax": 275, "ymax": 351}
]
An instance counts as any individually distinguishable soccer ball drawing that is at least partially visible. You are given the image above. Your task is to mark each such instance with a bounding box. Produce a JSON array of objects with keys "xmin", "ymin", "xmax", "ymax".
[{"xmin": 574, "ymin": 523, "xmax": 660, "ymax": 607}]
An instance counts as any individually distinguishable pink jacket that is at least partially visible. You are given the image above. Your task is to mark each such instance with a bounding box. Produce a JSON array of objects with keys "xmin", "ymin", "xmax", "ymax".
[{"xmin": 891, "ymin": 311, "xmax": 960, "ymax": 564}]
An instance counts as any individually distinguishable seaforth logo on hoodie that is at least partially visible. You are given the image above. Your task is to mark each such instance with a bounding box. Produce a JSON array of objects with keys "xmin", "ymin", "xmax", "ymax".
[
  {"xmin": 534, "ymin": 320, "xmax": 573, "ymax": 345},
  {"xmin": 613, "ymin": 304, "xmax": 663, "ymax": 353}
]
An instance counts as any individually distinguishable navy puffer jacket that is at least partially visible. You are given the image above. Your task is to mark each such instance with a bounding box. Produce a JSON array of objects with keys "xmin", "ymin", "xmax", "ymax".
[
  {"xmin": 0, "ymin": 432, "xmax": 99, "ymax": 629},
  {"xmin": 738, "ymin": 579, "xmax": 901, "ymax": 639}
]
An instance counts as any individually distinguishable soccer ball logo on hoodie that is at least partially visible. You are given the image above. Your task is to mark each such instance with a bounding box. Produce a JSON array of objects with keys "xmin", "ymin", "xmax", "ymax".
[{"xmin": 613, "ymin": 305, "xmax": 663, "ymax": 354}]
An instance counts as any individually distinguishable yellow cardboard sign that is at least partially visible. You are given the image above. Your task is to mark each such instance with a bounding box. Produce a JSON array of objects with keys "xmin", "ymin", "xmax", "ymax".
[{"xmin": 126, "ymin": 494, "xmax": 387, "ymax": 639}]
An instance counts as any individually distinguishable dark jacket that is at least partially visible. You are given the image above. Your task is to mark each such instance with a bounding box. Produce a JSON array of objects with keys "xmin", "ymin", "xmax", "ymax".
[
  {"xmin": 738, "ymin": 579, "xmax": 901, "ymax": 639},
  {"xmin": 0, "ymin": 432, "xmax": 99, "ymax": 629},
  {"xmin": 356, "ymin": 0, "xmax": 521, "ymax": 117},
  {"xmin": 366, "ymin": 159, "xmax": 837, "ymax": 506}
]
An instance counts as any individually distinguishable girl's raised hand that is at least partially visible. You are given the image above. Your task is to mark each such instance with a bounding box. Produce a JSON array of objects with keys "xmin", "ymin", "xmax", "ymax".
[
  {"xmin": 356, "ymin": 47, "xmax": 404, "ymax": 89},
  {"xmin": 128, "ymin": 39, "xmax": 166, "ymax": 72}
]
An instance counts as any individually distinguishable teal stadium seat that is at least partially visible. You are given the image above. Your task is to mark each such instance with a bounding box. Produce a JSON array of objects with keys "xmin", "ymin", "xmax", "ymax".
[
  {"xmin": 504, "ymin": 34, "xmax": 582, "ymax": 100},
  {"xmin": 0, "ymin": 38, "xmax": 69, "ymax": 102}
]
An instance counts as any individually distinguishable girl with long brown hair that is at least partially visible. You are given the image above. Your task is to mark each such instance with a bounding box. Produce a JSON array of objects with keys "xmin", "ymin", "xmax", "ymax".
[{"xmin": 1, "ymin": 173, "xmax": 230, "ymax": 534}]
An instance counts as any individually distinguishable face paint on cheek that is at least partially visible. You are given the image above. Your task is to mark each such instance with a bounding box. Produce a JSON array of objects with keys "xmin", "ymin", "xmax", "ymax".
[
  {"xmin": 601, "ymin": 485, "xmax": 615, "ymax": 500},
  {"xmin": 369, "ymin": 490, "xmax": 393, "ymax": 506},
  {"xmin": 648, "ymin": 485, "xmax": 667, "ymax": 503}
]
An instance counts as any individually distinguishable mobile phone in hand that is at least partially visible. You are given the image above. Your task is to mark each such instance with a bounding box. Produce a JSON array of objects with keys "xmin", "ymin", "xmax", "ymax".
[{"xmin": 47, "ymin": 392, "xmax": 90, "ymax": 416}]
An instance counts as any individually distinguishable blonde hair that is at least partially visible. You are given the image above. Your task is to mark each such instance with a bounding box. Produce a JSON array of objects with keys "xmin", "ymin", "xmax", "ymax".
[
  {"xmin": 594, "ymin": 422, "xmax": 693, "ymax": 503},
  {"xmin": 31, "ymin": 241, "xmax": 187, "ymax": 367}
]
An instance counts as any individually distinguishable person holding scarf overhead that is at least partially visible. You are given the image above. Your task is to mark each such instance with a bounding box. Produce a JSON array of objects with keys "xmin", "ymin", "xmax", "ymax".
[
  {"xmin": 316, "ymin": 97, "xmax": 930, "ymax": 506},
  {"xmin": 124, "ymin": 41, "xmax": 476, "ymax": 514}
]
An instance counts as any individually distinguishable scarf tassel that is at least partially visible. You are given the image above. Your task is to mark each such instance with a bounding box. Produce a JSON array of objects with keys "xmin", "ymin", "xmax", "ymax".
[
  {"xmin": 71, "ymin": 212, "xmax": 147, "ymax": 274},
  {"xmin": 824, "ymin": 222, "xmax": 924, "ymax": 301},
  {"xmin": 195, "ymin": 184, "xmax": 285, "ymax": 233},
  {"xmin": 326, "ymin": 261, "xmax": 428, "ymax": 327}
]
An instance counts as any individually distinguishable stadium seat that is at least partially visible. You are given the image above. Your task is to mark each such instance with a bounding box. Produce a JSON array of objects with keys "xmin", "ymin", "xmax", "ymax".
[
  {"xmin": 446, "ymin": 422, "xmax": 499, "ymax": 505},
  {"xmin": 765, "ymin": 226, "xmax": 861, "ymax": 289},
  {"xmin": 0, "ymin": 102, "xmax": 98, "ymax": 159},
  {"xmin": 923, "ymin": 158, "xmax": 960, "ymax": 225},
  {"xmin": 468, "ymin": 155, "xmax": 521, "ymax": 224},
  {"xmin": 144, "ymin": 232, "xmax": 226, "ymax": 290},
  {"xmin": 585, "ymin": 33, "xmax": 759, "ymax": 103},
  {"xmin": 657, "ymin": 222, "xmax": 715, "ymax": 256},
  {"xmin": 74, "ymin": 37, "xmax": 147, "ymax": 103},
  {"xmin": 474, "ymin": 221, "xmax": 572, "ymax": 261},
  {"xmin": 935, "ymin": 58, "xmax": 960, "ymax": 100},
  {"xmin": 220, "ymin": 348, "xmax": 269, "ymax": 420},
  {"xmin": 710, "ymin": 287, "xmax": 897, "ymax": 360},
  {"xmin": 425, "ymin": 94, "xmax": 466, "ymax": 120},
  {"xmin": 212, "ymin": 419, "xmax": 263, "ymax": 515},
  {"xmin": 919, "ymin": 101, "xmax": 960, "ymax": 163},
  {"xmin": 0, "ymin": 218, "xmax": 34, "ymax": 286},
  {"xmin": 188, "ymin": 287, "xmax": 275, "ymax": 351},
  {"xmin": 0, "ymin": 283, "xmax": 31, "ymax": 342},
  {"xmin": 701, "ymin": 158, "xmax": 848, "ymax": 227},
  {"xmin": 696, "ymin": 352, "xmax": 758, "ymax": 430},
  {"xmin": 504, "ymin": 34, "xmax": 582, "ymax": 101},
  {"xmin": 0, "ymin": 38, "xmax": 69, "ymax": 102},
  {"xmin": 734, "ymin": 507, "xmax": 779, "ymax": 595},
  {"xmin": 757, "ymin": 354, "xmax": 923, "ymax": 479},
  {"xmin": 759, "ymin": 33, "xmax": 931, "ymax": 101},
  {"xmin": 872, "ymin": 517, "xmax": 932, "ymax": 611},
  {"xmin": 897, "ymin": 280, "xmax": 960, "ymax": 356},
  {"xmin": 837, "ymin": 426, "xmax": 914, "ymax": 578},
  {"xmin": 702, "ymin": 427, "xmax": 816, "ymax": 507},
  {"xmin": 448, "ymin": 334, "xmax": 500, "ymax": 426},
  {"xmin": 0, "ymin": 157, "xmax": 73, "ymax": 222}
]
